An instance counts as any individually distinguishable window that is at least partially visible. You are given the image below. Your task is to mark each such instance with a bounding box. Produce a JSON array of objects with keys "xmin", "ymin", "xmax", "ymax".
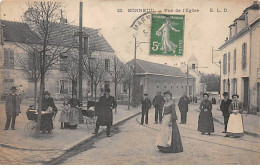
[
  {"xmin": 242, "ymin": 43, "xmax": 247, "ymax": 70},
  {"xmin": 121, "ymin": 82, "xmax": 127, "ymax": 93},
  {"xmin": 60, "ymin": 56, "xmax": 68, "ymax": 71},
  {"xmin": 105, "ymin": 59, "xmax": 110, "ymax": 72},
  {"xmin": 164, "ymin": 83, "xmax": 167, "ymax": 88},
  {"xmin": 223, "ymin": 54, "xmax": 227, "ymax": 75},
  {"xmin": 3, "ymin": 79, "xmax": 14, "ymax": 90},
  {"xmin": 176, "ymin": 84, "xmax": 178, "ymax": 88},
  {"xmin": 3, "ymin": 49, "xmax": 14, "ymax": 69},
  {"xmin": 233, "ymin": 49, "xmax": 236, "ymax": 72},
  {"xmin": 157, "ymin": 83, "xmax": 159, "ymax": 88},
  {"xmin": 104, "ymin": 81, "xmax": 110, "ymax": 90},
  {"xmin": 192, "ymin": 64, "xmax": 196, "ymax": 69},
  {"xmin": 223, "ymin": 79, "xmax": 226, "ymax": 92},
  {"xmin": 60, "ymin": 80, "xmax": 68, "ymax": 94},
  {"xmin": 228, "ymin": 52, "xmax": 230, "ymax": 73},
  {"xmin": 171, "ymin": 83, "xmax": 173, "ymax": 89}
]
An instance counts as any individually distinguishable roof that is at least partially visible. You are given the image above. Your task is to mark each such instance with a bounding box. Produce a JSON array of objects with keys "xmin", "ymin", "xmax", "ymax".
[
  {"xmin": 1, "ymin": 20, "xmax": 41, "ymax": 44},
  {"xmin": 234, "ymin": 14, "xmax": 245, "ymax": 22},
  {"xmin": 243, "ymin": 1, "xmax": 259, "ymax": 12},
  {"xmin": 229, "ymin": 23, "xmax": 235, "ymax": 28},
  {"xmin": 127, "ymin": 59, "xmax": 195, "ymax": 78},
  {"xmin": 48, "ymin": 22, "xmax": 114, "ymax": 52}
]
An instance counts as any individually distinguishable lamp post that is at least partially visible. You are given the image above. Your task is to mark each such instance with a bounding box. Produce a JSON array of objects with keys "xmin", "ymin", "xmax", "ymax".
[{"xmin": 132, "ymin": 36, "xmax": 148, "ymax": 107}]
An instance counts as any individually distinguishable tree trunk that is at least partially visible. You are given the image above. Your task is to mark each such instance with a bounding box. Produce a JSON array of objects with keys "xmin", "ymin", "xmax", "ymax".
[
  {"xmin": 94, "ymin": 84, "xmax": 97, "ymax": 101},
  {"xmin": 91, "ymin": 75, "xmax": 94, "ymax": 99},
  {"xmin": 34, "ymin": 80, "xmax": 37, "ymax": 108},
  {"xmin": 128, "ymin": 84, "xmax": 131, "ymax": 110},
  {"xmin": 114, "ymin": 82, "xmax": 117, "ymax": 113}
]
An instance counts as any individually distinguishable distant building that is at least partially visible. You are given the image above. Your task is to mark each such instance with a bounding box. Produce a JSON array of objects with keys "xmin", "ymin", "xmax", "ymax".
[
  {"xmin": 219, "ymin": 1, "xmax": 260, "ymax": 113},
  {"xmin": 127, "ymin": 59, "xmax": 195, "ymax": 102}
]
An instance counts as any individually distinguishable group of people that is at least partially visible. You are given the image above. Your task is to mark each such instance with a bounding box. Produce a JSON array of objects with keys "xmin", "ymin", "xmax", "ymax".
[{"xmin": 139, "ymin": 90, "xmax": 244, "ymax": 153}]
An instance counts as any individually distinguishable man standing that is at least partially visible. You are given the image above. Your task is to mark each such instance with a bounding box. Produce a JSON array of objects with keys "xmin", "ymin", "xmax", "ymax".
[
  {"xmin": 220, "ymin": 92, "xmax": 232, "ymax": 133},
  {"xmin": 141, "ymin": 93, "xmax": 151, "ymax": 125},
  {"xmin": 152, "ymin": 91, "xmax": 165, "ymax": 124},
  {"xmin": 4, "ymin": 86, "xmax": 21, "ymax": 130},
  {"xmin": 94, "ymin": 88, "xmax": 117, "ymax": 137},
  {"xmin": 178, "ymin": 93, "xmax": 190, "ymax": 124}
]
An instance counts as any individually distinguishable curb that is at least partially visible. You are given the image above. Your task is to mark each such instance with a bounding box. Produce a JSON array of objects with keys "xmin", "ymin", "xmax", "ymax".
[
  {"xmin": 44, "ymin": 111, "xmax": 142, "ymax": 164},
  {"xmin": 213, "ymin": 116, "xmax": 260, "ymax": 138}
]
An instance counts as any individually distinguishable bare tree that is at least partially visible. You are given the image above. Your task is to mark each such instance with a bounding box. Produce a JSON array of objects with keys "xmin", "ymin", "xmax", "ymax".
[
  {"xmin": 15, "ymin": 48, "xmax": 41, "ymax": 107},
  {"xmin": 124, "ymin": 65, "xmax": 134, "ymax": 110},
  {"xmin": 23, "ymin": 1, "xmax": 71, "ymax": 137},
  {"xmin": 111, "ymin": 56, "xmax": 128, "ymax": 113}
]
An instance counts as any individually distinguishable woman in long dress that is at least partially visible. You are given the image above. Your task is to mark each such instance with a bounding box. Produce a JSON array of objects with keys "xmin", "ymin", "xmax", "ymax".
[
  {"xmin": 156, "ymin": 18, "xmax": 180, "ymax": 54},
  {"xmin": 198, "ymin": 93, "xmax": 214, "ymax": 135},
  {"xmin": 156, "ymin": 91, "xmax": 183, "ymax": 153},
  {"xmin": 225, "ymin": 94, "xmax": 244, "ymax": 137}
]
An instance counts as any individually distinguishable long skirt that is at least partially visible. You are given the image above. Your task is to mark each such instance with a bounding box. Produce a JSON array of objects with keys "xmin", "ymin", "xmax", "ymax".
[
  {"xmin": 226, "ymin": 113, "xmax": 244, "ymax": 137},
  {"xmin": 69, "ymin": 107, "xmax": 79, "ymax": 126},
  {"xmin": 198, "ymin": 111, "xmax": 214, "ymax": 133},
  {"xmin": 156, "ymin": 114, "xmax": 183, "ymax": 153}
]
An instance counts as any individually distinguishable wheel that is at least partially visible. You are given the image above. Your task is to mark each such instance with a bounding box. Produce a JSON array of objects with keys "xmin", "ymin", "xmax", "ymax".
[
  {"xmin": 25, "ymin": 121, "xmax": 37, "ymax": 136},
  {"xmin": 42, "ymin": 123, "xmax": 52, "ymax": 133}
]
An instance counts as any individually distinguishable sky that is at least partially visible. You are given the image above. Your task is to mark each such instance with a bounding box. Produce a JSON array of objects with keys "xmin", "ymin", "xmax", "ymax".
[{"xmin": 0, "ymin": 0, "xmax": 256, "ymax": 74}]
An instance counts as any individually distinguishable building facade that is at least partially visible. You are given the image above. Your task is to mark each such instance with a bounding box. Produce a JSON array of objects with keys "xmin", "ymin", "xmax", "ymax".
[
  {"xmin": 127, "ymin": 59, "xmax": 195, "ymax": 102},
  {"xmin": 0, "ymin": 19, "xmax": 127, "ymax": 102},
  {"xmin": 219, "ymin": 1, "xmax": 260, "ymax": 113}
]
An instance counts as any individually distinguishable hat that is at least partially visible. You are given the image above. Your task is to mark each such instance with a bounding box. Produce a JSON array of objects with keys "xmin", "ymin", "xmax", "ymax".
[
  {"xmin": 163, "ymin": 90, "xmax": 172, "ymax": 97},
  {"xmin": 203, "ymin": 93, "xmax": 209, "ymax": 97},
  {"xmin": 222, "ymin": 92, "xmax": 229, "ymax": 96},
  {"xmin": 105, "ymin": 88, "xmax": 110, "ymax": 93},
  {"xmin": 44, "ymin": 91, "xmax": 50, "ymax": 96},
  {"xmin": 232, "ymin": 94, "xmax": 239, "ymax": 98},
  {"xmin": 10, "ymin": 86, "xmax": 17, "ymax": 91}
]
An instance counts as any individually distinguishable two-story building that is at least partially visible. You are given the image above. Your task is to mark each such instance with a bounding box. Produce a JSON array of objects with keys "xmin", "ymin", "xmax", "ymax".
[
  {"xmin": 219, "ymin": 1, "xmax": 259, "ymax": 113},
  {"xmin": 0, "ymin": 19, "xmax": 128, "ymax": 101}
]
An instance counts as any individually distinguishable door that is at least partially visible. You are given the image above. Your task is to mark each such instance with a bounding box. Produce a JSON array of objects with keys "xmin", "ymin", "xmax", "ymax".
[{"xmin": 243, "ymin": 77, "xmax": 249, "ymax": 110}]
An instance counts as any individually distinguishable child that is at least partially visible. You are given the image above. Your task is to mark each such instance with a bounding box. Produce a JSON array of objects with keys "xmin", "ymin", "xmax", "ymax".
[{"xmin": 59, "ymin": 99, "xmax": 70, "ymax": 129}]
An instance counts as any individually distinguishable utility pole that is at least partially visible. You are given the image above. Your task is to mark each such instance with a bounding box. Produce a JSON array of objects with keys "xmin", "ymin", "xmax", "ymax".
[
  {"xmin": 78, "ymin": 2, "xmax": 83, "ymax": 104},
  {"xmin": 132, "ymin": 36, "xmax": 137, "ymax": 107},
  {"xmin": 78, "ymin": 2, "xmax": 84, "ymax": 123},
  {"xmin": 186, "ymin": 64, "xmax": 189, "ymax": 96},
  {"xmin": 212, "ymin": 47, "xmax": 221, "ymax": 94}
]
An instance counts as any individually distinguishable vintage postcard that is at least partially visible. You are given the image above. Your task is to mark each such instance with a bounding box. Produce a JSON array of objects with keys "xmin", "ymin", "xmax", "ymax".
[{"xmin": 0, "ymin": 0, "xmax": 259, "ymax": 165}]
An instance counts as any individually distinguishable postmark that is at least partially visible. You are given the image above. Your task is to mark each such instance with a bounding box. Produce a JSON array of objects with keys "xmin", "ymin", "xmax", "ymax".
[{"xmin": 150, "ymin": 14, "xmax": 185, "ymax": 56}]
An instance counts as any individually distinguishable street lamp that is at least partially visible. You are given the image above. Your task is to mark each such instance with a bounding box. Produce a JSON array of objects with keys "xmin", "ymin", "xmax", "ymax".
[{"xmin": 132, "ymin": 36, "xmax": 148, "ymax": 107}]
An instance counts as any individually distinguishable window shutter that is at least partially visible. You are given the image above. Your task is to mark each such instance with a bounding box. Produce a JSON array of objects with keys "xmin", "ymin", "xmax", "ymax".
[
  {"xmin": 9, "ymin": 50, "xmax": 14, "ymax": 68},
  {"xmin": 56, "ymin": 80, "xmax": 60, "ymax": 94},
  {"xmin": 68, "ymin": 80, "xmax": 72, "ymax": 94},
  {"xmin": 4, "ymin": 49, "xmax": 9, "ymax": 67}
]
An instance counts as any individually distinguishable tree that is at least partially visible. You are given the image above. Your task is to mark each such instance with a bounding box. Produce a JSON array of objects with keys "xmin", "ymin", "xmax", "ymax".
[
  {"xmin": 124, "ymin": 65, "xmax": 134, "ymax": 110},
  {"xmin": 200, "ymin": 73, "xmax": 220, "ymax": 92},
  {"xmin": 23, "ymin": 1, "xmax": 71, "ymax": 137},
  {"xmin": 16, "ymin": 48, "xmax": 41, "ymax": 107},
  {"xmin": 111, "ymin": 56, "xmax": 128, "ymax": 113}
]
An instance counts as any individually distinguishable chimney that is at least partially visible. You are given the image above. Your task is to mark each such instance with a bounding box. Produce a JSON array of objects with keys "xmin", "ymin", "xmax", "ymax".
[{"xmin": 60, "ymin": 9, "xmax": 68, "ymax": 24}]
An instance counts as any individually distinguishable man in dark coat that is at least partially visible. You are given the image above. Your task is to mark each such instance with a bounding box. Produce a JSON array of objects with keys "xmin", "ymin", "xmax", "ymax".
[
  {"xmin": 152, "ymin": 91, "xmax": 165, "ymax": 124},
  {"xmin": 141, "ymin": 93, "xmax": 152, "ymax": 125},
  {"xmin": 94, "ymin": 88, "xmax": 117, "ymax": 137},
  {"xmin": 178, "ymin": 93, "xmax": 190, "ymax": 124},
  {"xmin": 4, "ymin": 86, "xmax": 21, "ymax": 130},
  {"xmin": 220, "ymin": 92, "xmax": 232, "ymax": 133}
]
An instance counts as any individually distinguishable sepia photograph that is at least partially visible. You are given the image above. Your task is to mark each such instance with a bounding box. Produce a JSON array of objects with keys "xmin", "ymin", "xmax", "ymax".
[{"xmin": 0, "ymin": 0, "xmax": 259, "ymax": 165}]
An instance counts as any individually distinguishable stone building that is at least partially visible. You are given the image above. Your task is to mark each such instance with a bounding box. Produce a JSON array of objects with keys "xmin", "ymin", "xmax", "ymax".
[
  {"xmin": 219, "ymin": 1, "xmax": 259, "ymax": 113},
  {"xmin": 127, "ymin": 59, "xmax": 195, "ymax": 102}
]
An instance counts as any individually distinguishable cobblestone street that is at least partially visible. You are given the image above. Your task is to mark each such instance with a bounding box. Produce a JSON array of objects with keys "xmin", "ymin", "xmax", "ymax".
[{"xmin": 60, "ymin": 104, "xmax": 259, "ymax": 165}]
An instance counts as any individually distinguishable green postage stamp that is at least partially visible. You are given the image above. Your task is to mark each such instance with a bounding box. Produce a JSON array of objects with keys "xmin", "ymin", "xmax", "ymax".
[{"xmin": 150, "ymin": 14, "xmax": 185, "ymax": 56}]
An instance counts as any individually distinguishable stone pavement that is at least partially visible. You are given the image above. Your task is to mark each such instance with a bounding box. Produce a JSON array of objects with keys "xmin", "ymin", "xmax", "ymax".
[{"xmin": 0, "ymin": 101, "xmax": 141, "ymax": 165}]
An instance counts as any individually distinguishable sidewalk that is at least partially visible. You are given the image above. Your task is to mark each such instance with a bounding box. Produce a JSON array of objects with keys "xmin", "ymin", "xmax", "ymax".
[
  {"xmin": 0, "ymin": 102, "xmax": 141, "ymax": 165},
  {"xmin": 211, "ymin": 104, "xmax": 260, "ymax": 137}
]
